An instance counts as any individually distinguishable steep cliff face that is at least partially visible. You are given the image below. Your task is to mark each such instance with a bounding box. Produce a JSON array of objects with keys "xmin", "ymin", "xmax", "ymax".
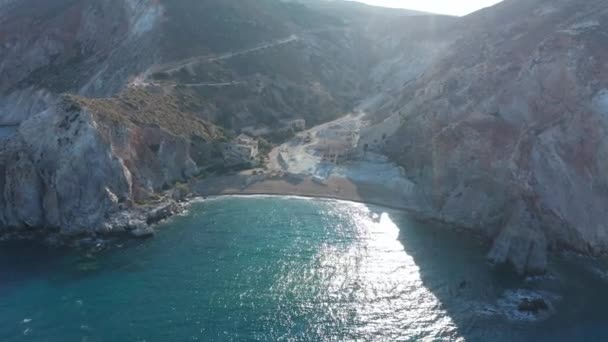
[
  {"xmin": 0, "ymin": 93, "xmax": 218, "ymax": 236},
  {"xmin": 0, "ymin": 0, "xmax": 197, "ymax": 237},
  {"xmin": 0, "ymin": 100, "xmax": 132, "ymax": 234},
  {"xmin": 382, "ymin": 0, "xmax": 608, "ymax": 274}
]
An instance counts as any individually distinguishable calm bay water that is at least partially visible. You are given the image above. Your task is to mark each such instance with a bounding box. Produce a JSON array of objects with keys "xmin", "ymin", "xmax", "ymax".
[{"xmin": 1, "ymin": 196, "xmax": 608, "ymax": 341}]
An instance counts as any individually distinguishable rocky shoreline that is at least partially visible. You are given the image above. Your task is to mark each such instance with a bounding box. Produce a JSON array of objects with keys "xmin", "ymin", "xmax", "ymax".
[
  {"xmin": 0, "ymin": 171, "xmax": 460, "ymax": 249},
  {"xmin": 0, "ymin": 198, "xmax": 184, "ymax": 247},
  {"xmin": 2, "ymin": 169, "xmax": 604, "ymax": 280}
]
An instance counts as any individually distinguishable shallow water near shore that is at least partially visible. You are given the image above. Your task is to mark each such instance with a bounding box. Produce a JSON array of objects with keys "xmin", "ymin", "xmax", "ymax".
[{"xmin": 1, "ymin": 196, "xmax": 608, "ymax": 341}]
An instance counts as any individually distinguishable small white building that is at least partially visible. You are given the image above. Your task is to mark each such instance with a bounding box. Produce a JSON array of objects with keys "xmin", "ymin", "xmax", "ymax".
[{"xmin": 222, "ymin": 134, "xmax": 259, "ymax": 167}]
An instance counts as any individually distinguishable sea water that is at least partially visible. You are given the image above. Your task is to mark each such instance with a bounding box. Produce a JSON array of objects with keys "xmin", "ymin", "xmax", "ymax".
[{"xmin": 1, "ymin": 196, "xmax": 607, "ymax": 341}]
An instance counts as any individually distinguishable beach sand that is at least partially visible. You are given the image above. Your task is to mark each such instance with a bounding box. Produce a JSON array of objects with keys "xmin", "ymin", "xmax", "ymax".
[{"xmin": 192, "ymin": 173, "xmax": 413, "ymax": 212}]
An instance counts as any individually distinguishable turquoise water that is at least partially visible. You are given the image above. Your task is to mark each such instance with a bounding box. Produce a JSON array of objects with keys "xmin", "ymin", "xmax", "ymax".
[{"xmin": 1, "ymin": 196, "xmax": 608, "ymax": 341}]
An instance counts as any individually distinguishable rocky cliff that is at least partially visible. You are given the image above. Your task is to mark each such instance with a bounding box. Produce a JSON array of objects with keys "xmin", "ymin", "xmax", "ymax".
[
  {"xmin": 381, "ymin": 0, "xmax": 608, "ymax": 274},
  {"xmin": 0, "ymin": 92, "xmax": 219, "ymax": 237}
]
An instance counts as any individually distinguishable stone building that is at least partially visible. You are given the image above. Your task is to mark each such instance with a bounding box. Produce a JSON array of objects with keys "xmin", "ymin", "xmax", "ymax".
[{"xmin": 222, "ymin": 134, "xmax": 259, "ymax": 167}]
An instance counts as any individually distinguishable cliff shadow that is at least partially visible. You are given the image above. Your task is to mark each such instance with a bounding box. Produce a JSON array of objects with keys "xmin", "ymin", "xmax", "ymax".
[
  {"xmin": 376, "ymin": 209, "xmax": 608, "ymax": 341},
  {"xmin": 0, "ymin": 238, "xmax": 149, "ymax": 294}
]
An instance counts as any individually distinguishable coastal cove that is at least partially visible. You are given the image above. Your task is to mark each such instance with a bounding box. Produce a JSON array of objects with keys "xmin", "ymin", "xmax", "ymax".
[
  {"xmin": 2, "ymin": 196, "xmax": 608, "ymax": 341},
  {"xmin": 0, "ymin": 0, "xmax": 607, "ymax": 340},
  {"xmin": 1, "ymin": 0, "xmax": 608, "ymax": 282}
]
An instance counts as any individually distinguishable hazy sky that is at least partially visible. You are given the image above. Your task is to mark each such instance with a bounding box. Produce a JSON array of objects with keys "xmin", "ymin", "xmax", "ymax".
[{"xmin": 350, "ymin": 0, "xmax": 503, "ymax": 16}]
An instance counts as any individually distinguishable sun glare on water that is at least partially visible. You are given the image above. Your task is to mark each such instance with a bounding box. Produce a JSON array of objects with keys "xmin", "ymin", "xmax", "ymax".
[{"xmin": 273, "ymin": 201, "xmax": 461, "ymax": 340}]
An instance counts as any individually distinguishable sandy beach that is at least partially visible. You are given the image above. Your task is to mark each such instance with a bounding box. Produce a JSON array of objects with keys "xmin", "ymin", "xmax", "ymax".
[{"xmin": 192, "ymin": 173, "xmax": 415, "ymax": 212}]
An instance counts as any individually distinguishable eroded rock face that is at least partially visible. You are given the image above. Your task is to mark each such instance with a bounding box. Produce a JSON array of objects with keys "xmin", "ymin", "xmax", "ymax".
[
  {"xmin": 0, "ymin": 98, "xmax": 199, "ymax": 236},
  {"xmin": 0, "ymin": 102, "xmax": 127, "ymax": 234},
  {"xmin": 486, "ymin": 200, "xmax": 548, "ymax": 275},
  {"xmin": 382, "ymin": 0, "xmax": 608, "ymax": 274},
  {"xmin": 96, "ymin": 118, "xmax": 200, "ymax": 203}
]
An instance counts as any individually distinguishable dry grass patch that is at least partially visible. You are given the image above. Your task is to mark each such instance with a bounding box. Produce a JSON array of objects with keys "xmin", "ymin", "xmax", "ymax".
[{"xmin": 64, "ymin": 88, "xmax": 223, "ymax": 141}]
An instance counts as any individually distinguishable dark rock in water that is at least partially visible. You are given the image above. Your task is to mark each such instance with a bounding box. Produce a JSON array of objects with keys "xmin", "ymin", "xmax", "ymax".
[
  {"xmin": 125, "ymin": 219, "xmax": 146, "ymax": 231},
  {"xmin": 124, "ymin": 218, "xmax": 155, "ymax": 238},
  {"xmin": 95, "ymin": 224, "xmax": 114, "ymax": 235},
  {"xmin": 130, "ymin": 226, "xmax": 156, "ymax": 239},
  {"xmin": 518, "ymin": 298, "xmax": 549, "ymax": 314}
]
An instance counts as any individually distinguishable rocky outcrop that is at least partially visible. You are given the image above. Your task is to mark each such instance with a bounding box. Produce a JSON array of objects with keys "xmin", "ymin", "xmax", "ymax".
[
  {"xmin": 0, "ymin": 102, "xmax": 131, "ymax": 234},
  {"xmin": 0, "ymin": 96, "xmax": 203, "ymax": 238},
  {"xmin": 487, "ymin": 200, "xmax": 548, "ymax": 275},
  {"xmin": 381, "ymin": 0, "xmax": 608, "ymax": 274}
]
